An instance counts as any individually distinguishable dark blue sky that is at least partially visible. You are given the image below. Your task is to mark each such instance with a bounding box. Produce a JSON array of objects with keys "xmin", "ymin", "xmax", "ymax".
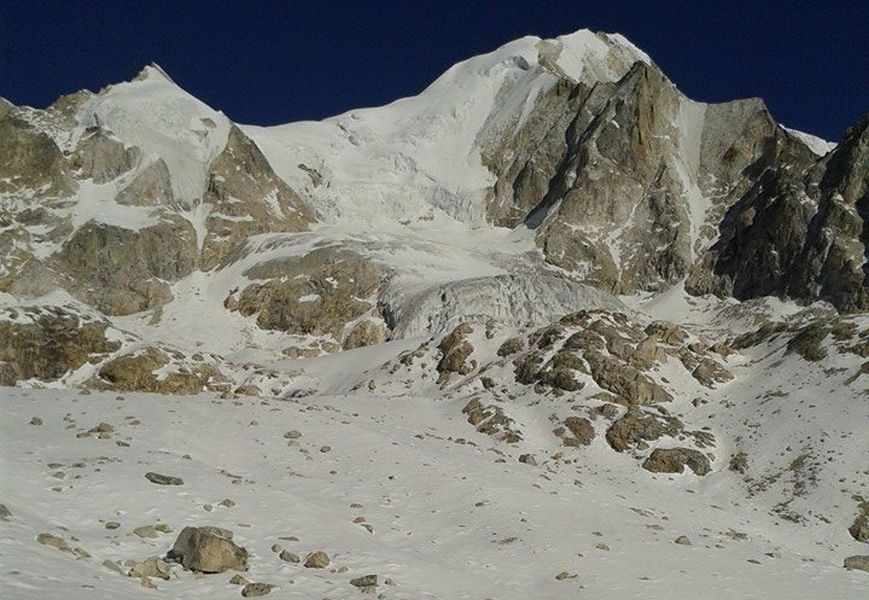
[{"xmin": 2, "ymin": 1, "xmax": 866, "ymax": 140}]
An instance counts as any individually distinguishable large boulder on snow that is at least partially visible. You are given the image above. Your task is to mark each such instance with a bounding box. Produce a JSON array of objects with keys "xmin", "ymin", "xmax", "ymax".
[{"xmin": 167, "ymin": 526, "xmax": 248, "ymax": 573}]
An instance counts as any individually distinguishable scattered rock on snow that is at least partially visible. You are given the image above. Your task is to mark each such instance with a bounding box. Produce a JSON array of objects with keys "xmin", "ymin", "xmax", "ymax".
[
  {"xmin": 133, "ymin": 525, "xmax": 160, "ymax": 539},
  {"xmin": 144, "ymin": 471, "xmax": 184, "ymax": 486},
  {"xmin": 843, "ymin": 555, "xmax": 869, "ymax": 572},
  {"xmin": 37, "ymin": 532, "xmax": 72, "ymax": 552},
  {"xmin": 674, "ymin": 535, "xmax": 692, "ymax": 545},
  {"xmin": 303, "ymin": 550, "xmax": 330, "ymax": 568},
  {"xmin": 518, "ymin": 453, "xmax": 538, "ymax": 466},
  {"xmin": 279, "ymin": 549, "xmax": 300, "ymax": 563},
  {"xmin": 128, "ymin": 556, "xmax": 172, "ymax": 580},
  {"xmin": 241, "ymin": 582, "xmax": 275, "ymax": 597},
  {"xmin": 350, "ymin": 574, "xmax": 378, "ymax": 588}
]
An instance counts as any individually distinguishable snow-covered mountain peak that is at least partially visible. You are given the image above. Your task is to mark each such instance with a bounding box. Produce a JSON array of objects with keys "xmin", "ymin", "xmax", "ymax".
[
  {"xmin": 425, "ymin": 29, "xmax": 649, "ymax": 91},
  {"xmin": 244, "ymin": 29, "xmax": 653, "ymax": 228},
  {"xmin": 131, "ymin": 62, "xmax": 178, "ymax": 86},
  {"xmin": 71, "ymin": 63, "xmax": 232, "ymax": 202}
]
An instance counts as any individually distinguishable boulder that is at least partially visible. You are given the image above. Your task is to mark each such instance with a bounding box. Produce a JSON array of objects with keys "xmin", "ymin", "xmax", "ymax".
[
  {"xmin": 167, "ymin": 526, "xmax": 248, "ymax": 573},
  {"xmin": 241, "ymin": 583, "xmax": 275, "ymax": 597},
  {"xmin": 36, "ymin": 532, "xmax": 71, "ymax": 552},
  {"xmin": 849, "ymin": 501, "xmax": 869, "ymax": 543},
  {"xmin": 145, "ymin": 472, "xmax": 184, "ymax": 486},
  {"xmin": 303, "ymin": 550, "xmax": 330, "ymax": 569},
  {"xmin": 843, "ymin": 555, "xmax": 869, "ymax": 572},
  {"xmin": 350, "ymin": 574, "xmax": 378, "ymax": 588}
]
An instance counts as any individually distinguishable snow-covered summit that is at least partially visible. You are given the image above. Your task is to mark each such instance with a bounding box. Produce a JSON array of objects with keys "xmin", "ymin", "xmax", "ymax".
[
  {"xmin": 243, "ymin": 29, "xmax": 650, "ymax": 226},
  {"xmin": 71, "ymin": 62, "xmax": 232, "ymax": 202}
]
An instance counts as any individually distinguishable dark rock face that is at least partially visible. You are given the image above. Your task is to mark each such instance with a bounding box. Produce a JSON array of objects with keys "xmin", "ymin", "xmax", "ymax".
[
  {"xmin": 688, "ymin": 116, "xmax": 869, "ymax": 313},
  {"xmin": 72, "ymin": 130, "xmax": 140, "ymax": 183}
]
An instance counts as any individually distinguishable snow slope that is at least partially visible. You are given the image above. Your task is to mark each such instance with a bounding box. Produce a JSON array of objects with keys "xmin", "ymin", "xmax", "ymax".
[{"xmin": 2, "ymin": 372, "xmax": 866, "ymax": 599}]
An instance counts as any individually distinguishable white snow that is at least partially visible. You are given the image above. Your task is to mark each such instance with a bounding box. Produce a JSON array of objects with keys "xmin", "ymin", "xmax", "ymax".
[
  {"xmin": 74, "ymin": 65, "xmax": 231, "ymax": 204},
  {"xmin": 243, "ymin": 30, "xmax": 647, "ymax": 229},
  {"xmin": 783, "ymin": 126, "xmax": 837, "ymax": 156}
]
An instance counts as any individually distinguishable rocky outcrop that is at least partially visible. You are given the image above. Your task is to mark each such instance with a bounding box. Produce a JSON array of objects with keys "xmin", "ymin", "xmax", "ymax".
[
  {"xmin": 0, "ymin": 114, "xmax": 75, "ymax": 198},
  {"xmin": 200, "ymin": 126, "xmax": 313, "ymax": 269},
  {"xmin": 437, "ymin": 323, "xmax": 476, "ymax": 377},
  {"xmin": 93, "ymin": 346, "xmax": 229, "ymax": 394},
  {"xmin": 342, "ymin": 319, "xmax": 387, "ymax": 350},
  {"xmin": 51, "ymin": 219, "xmax": 198, "ymax": 315},
  {"xmin": 463, "ymin": 397, "xmax": 522, "ymax": 443},
  {"xmin": 72, "ymin": 130, "xmax": 140, "ymax": 183},
  {"xmin": 0, "ymin": 306, "xmax": 120, "ymax": 384},
  {"xmin": 642, "ymin": 447, "xmax": 711, "ymax": 476},
  {"xmin": 605, "ymin": 407, "xmax": 682, "ymax": 452},
  {"xmin": 231, "ymin": 248, "xmax": 382, "ymax": 339},
  {"xmin": 503, "ymin": 310, "xmax": 731, "ymax": 402},
  {"xmin": 585, "ymin": 350, "xmax": 672, "ymax": 404}
]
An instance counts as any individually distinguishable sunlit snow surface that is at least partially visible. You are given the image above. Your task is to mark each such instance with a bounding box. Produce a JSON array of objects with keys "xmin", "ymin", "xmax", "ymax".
[{"xmin": 2, "ymin": 374, "xmax": 866, "ymax": 598}]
